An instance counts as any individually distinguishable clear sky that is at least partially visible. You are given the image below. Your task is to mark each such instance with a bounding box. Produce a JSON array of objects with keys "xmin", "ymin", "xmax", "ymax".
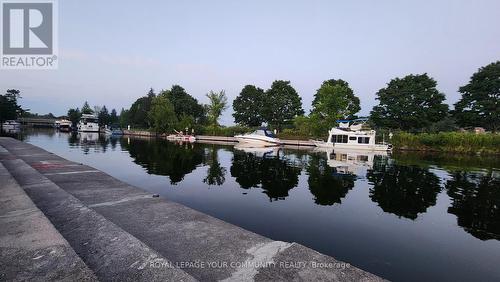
[{"xmin": 1, "ymin": 0, "xmax": 499, "ymax": 125}]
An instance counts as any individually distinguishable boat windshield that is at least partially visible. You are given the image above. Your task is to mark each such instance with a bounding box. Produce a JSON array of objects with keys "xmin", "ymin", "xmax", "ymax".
[
  {"xmin": 251, "ymin": 129, "xmax": 276, "ymax": 138},
  {"xmin": 82, "ymin": 118, "xmax": 98, "ymax": 123}
]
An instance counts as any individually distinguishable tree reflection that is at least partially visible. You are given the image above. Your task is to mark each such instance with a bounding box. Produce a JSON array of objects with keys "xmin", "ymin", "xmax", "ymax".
[
  {"xmin": 446, "ymin": 171, "xmax": 500, "ymax": 240},
  {"xmin": 203, "ymin": 146, "xmax": 226, "ymax": 186},
  {"xmin": 367, "ymin": 157, "xmax": 441, "ymax": 220},
  {"xmin": 307, "ymin": 154, "xmax": 355, "ymax": 206},
  {"xmin": 121, "ymin": 138, "xmax": 203, "ymax": 184},
  {"xmin": 230, "ymin": 149, "xmax": 300, "ymax": 201}
]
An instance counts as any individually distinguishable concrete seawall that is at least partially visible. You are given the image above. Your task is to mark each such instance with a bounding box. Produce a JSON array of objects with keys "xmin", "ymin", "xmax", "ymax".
[{"xmin": 0, "ymin": 137, "xmax": 384, "ymax": 281}]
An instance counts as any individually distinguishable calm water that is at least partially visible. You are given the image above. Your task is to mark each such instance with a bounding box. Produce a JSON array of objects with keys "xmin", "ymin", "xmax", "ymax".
[{"xmin": 4, "ymin": 129, "xmax": 500, "ymax": 281}]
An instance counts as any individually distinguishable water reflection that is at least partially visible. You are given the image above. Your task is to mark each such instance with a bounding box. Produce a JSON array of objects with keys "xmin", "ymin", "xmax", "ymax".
[
  {"xmin": 446, "ymin": 171, "xmax": 500, "ymax": 240},
  {"xmin": 367, "ymin": 156, "xmax": 442, "ymax": 220},
  {"xmin": 307, "ymin": 152, "xmax": 355, "ymax": 205},
  {"xmin": 230, "ymin": 145, "xmax": 301, "ymax": 201},
  {"xmin": 203, "ymin": 145, "xmax": 226, "ymax": 186},
  {"xmin": 11, "ymin": 131, "xmax": 500, "ymax": 281},
  {"xmin": 121, "ymin": 137, "xmax": 204, "ymax": 184}
]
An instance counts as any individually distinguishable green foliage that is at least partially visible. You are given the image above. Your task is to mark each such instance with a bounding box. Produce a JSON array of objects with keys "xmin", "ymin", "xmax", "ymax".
[
  {"xmin": 110, "ymin": 108, "xmax": 118, "ymax": 125},
  {"xmin": 162, "ymin": 85, "xmax": 205, "ymax": 123},
  {"xmin": 81, "ymin": 101, "xmax": 93, "ymax": 114},
  {"xmin": 263, "ymin": 80, "xmax": 304, "ymax": 131},
  {"xmin": 199, "ymin": 125, "xmax": 251, "ymax": 136},
  {"xmin": 129, "ymin": 89, "xmax": 156, "ymax": 128},
  {"xmin": 205, "ymin": 90, "xmax": 228, "ymax": 127},
  {"xmin": 0, "ymin": 89, "xmax": 23, "ymax": 123},
  {"xmin": 67, "ymin": 108, "xmax": 81, "ymax": 127},
  {"xmin": 391, "ymin": 132, "xmax": 500, "ymax": 154},
  {"xmin": 119, "ymin": 108, "xmax": 130, "ymax": 128},
  {"xmin": 148, "ymin": 94, "xmax": 178, "ymax": 134},
  {"xmin": 453, "ymin": 61, "xmax": 500, "ymax": 132},
  {"xmin": 370, "ymin": 73, "xmax": 449, "ymax": 131},
  {"xmin": 290, "ymin": 115, "xmax": 328, "ymax": 138},
  {"xmin": 97, "ymin": 105, "xmax": 110, "ymax": 126},
  {"xmin": 233, "ymin": 85, "xmax": 265, "ymax": 126},
  {"xmin": 311, "ymin": 79, "xmax": 360, "ymax": 124}
]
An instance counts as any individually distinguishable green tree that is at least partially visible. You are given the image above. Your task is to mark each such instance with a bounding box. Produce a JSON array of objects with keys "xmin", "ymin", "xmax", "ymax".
[
  {"xmin": 110, "ymin": 108, "xmax": 118, "ymax": 125},
  {"xmin": 453, "ymin": 61, "xmax": 500, "ymax": 132},
  {"xmin": 263, "ymin": 80, "xmax": 304, "ymax": 131},
  {"xmin": 67, "ymin": 108, "xmax": 81, "ymax": 127},
  {"xmin": 148, "ymin": 94, "xmax": 178, "ymax": 134},
  {"xmin": 129, "ymin": 88, "xmax": 156, "ymax": 128},
  {"xmin": 81, "ymin": 101, "xmax": 93, "ymax": 114},
  {"xmin": 233, "ymin": 85, "xmax": 265, "ymax": 126},
  {"xmin": 312, "ymin": 79, "xmax": 360, "ymax": 123},
  {"xmin": 162, "ymin": 85, "xmax": 205, "ymax": 123},
  {"xmin": 206, "ymin": 90, "xmax": 228, "ymax": 127},
  {"xmin": 98, "ymin": 105, "xmax": 110, "ymax": 126},
  {"xmin": 119, "ymin": 108, "xmax": 130, "ymax": 128},
  {"xmin": 0, "ymin": 89, "xmax": 23, "ymax": 127},
  {"xmin": 370, "ymin": 73, "xmax": 448, "ymax": 131}
]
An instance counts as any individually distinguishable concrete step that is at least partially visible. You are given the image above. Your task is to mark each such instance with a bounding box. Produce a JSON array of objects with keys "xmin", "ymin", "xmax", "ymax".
[
  {"xmin": 0, "ymin": 162, "xmax": 97, "ymax": 281},
  {"xmin": 0, "ymin": 147, "xmax": 196, "ymax": 281}
]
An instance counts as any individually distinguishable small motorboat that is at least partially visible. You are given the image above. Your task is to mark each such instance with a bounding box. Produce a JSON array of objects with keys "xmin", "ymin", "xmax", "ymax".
[
  {"xmin": 103, "ymin": 125, "xmax": 123, "ymax": 136},
  {"xmin": 234, "ymin": 127, "xmax": 281, "ymax": 146},
  {"xmin": 166, "ymin": 129, "xmax": 196, "ymax": 143}
]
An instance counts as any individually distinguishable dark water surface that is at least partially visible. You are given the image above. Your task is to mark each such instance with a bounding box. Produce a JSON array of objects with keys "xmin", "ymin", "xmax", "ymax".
[{"xmin": 4, "ymin": 129, "xmax": 500, "ymax": 281}]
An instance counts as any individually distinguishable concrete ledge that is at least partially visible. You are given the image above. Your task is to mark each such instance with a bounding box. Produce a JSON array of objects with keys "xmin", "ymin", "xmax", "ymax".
[
  {"xmin": 0, "ymin": 152, "xmax": 196, "ymax": 281},
  {"xmin": 0, "ymin": 161, "xmax": 97, "ymax": 282}
]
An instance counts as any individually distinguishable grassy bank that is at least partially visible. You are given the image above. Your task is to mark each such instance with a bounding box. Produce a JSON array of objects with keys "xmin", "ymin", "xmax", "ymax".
[{"xmin": 392, "ymin": 132, "xmax": 500, "ymax": 154}]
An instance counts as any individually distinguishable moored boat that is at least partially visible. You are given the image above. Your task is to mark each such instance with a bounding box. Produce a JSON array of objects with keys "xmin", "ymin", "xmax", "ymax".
[
  {"xmin": 311, "ymin": 118, "xmax": 392, "ymax": 151},
  {"xmin": 77, "ymin": 114, "xmax": 99, "ymax": 132},
  {"xmin": 58, "ymin": 120, "xmax": 72, "ymax": 132},
  {"xmin": 234, "ymin": 127, "xmax": 281, "ymax": 146},
  {"xmin": 2, "ymin": 120, "xmax": 21, "ymax": 130}
]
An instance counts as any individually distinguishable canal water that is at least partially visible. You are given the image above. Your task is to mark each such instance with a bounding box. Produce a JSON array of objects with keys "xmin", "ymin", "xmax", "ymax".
[{"xmin": 3, "ymin": 129, "xmax": 500, "ymax": 281}]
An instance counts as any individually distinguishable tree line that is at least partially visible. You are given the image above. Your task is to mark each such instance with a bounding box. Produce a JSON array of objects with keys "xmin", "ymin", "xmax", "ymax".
[{"xmin": 3, "ymin": 60, "xmax": 498, "ymax": 134}]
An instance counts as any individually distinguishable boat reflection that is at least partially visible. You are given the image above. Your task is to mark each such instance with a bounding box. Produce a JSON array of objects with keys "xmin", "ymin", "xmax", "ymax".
[
  {"xmin": 312, "ymin": 147, "xmax": 387, "ymax": 177},
  {"xmin": 307, "ymin": 152, "xmax": 356, "ymax": 205},
  {"xmin": 231, "ymin": 144, "xmax": 300, "ymax": 201}
]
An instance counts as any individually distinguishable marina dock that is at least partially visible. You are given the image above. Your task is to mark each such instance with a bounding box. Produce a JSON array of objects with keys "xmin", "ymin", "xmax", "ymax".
[{"xmin": 0, "ymin": 137, "xmax": 383, "ymax": 281}]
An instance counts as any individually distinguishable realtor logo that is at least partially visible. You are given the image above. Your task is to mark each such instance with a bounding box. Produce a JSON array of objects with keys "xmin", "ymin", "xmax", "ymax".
[{"xmin": 1, "ymin": 0, "xmax": 58, "ymax": 69}]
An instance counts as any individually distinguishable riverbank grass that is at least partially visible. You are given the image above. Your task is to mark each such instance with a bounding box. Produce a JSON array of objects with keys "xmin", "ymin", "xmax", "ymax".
[{"xmin": 392, "ymin": 132, "xmax": 500, "ymax": 154}]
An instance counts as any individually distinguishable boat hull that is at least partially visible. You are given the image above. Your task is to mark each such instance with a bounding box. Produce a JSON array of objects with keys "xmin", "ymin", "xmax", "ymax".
[
  {"xmin": 235, "ymin": 136, "xmax": 281, "ymax": 146},
  {"xmin": 311, "ymin": 140, "xmax": 391, "ymax": 151}
]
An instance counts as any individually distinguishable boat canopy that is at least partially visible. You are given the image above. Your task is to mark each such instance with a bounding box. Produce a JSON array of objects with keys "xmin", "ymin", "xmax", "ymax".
[{"xmin": 251, "ymin": 127, "xmax": 276, "ymax": 138}]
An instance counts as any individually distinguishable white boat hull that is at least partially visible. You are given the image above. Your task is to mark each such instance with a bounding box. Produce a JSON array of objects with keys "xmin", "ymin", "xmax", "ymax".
[
  {"xmin": 235, "ymin": 136, "xmax": 281, "ymax": 146},
  {"xmin": 311, "ymin": 140, "xmax": 391, "ymax": 151},
  {"xmin": 166, "ymin": 135, "xmax": 196, "ymax": 143}
]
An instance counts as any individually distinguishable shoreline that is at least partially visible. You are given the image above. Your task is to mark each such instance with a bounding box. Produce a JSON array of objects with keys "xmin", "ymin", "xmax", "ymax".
[{"xmin": 122, "ymin": 129, "xmax": 500, "ymax": 155}]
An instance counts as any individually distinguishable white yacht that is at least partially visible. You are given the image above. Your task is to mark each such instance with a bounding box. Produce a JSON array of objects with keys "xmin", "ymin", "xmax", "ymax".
[
  {"xmin": 234, "ymin": 127, "xmax": 281, "ymax": 146},
  {"xmin": 2, "ymin": 120, "xmax": 21, "ymax": 130},
  {"xmin": 311, "ymin": 119, "xmax": 392, "ymax": 151},
  {"xmin": 58, "ymin": 119, "xmax": 72, "ymax": 132},
  {"xmin": 77, "ymin": 114, "xmax": 99, "ymax": 132}
]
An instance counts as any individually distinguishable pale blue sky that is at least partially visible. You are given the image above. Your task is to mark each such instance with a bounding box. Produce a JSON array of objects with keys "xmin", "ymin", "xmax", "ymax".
[{"xmin": 1, "ymin": 0, "xmax": 499, "ymax": 125}]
